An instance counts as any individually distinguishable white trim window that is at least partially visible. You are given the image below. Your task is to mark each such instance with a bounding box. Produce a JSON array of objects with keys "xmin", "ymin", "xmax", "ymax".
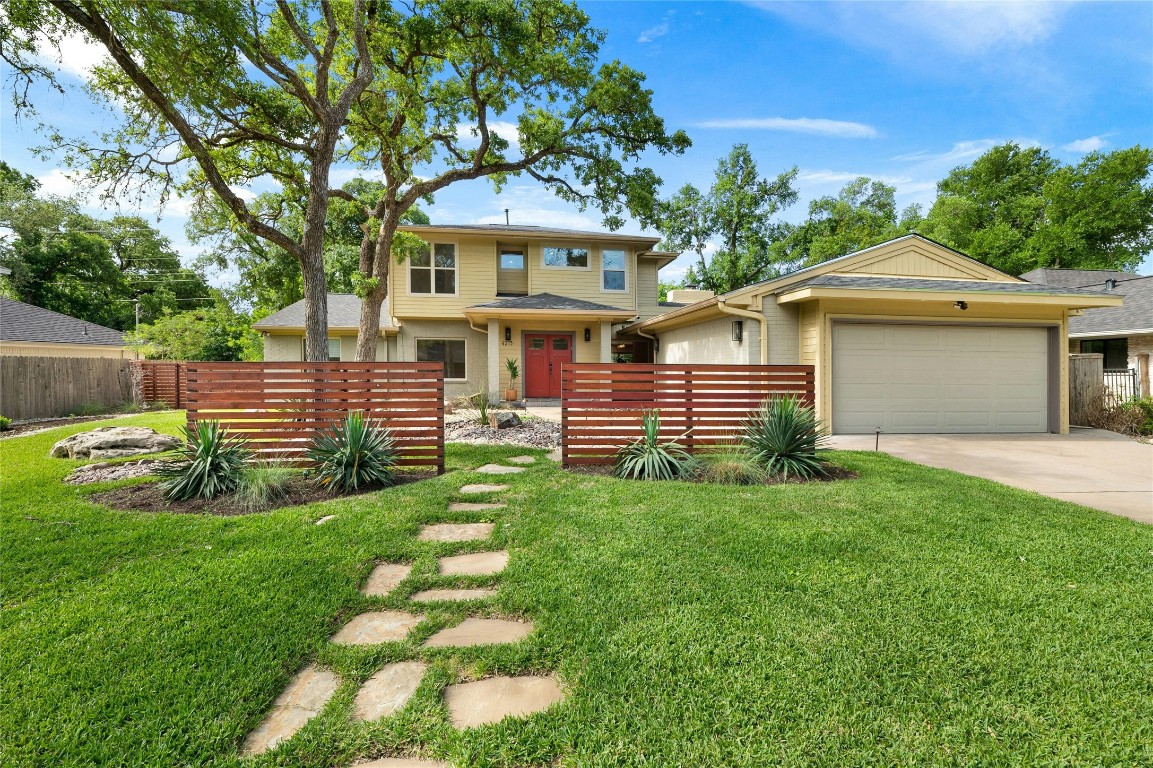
[
  {"xmin": 542, "ymin": 245, "xmax": 590, "ymax": 269},
  {"xmin": 416, "ymin": 338, "xmax": 467, "ymax": 379},
  {"xmin": 302, "ymin": 337, "xmax": 341, "ymax": 361},
  {"xmin": 410, "ymin": 243, "xmax": 457, "ymax": 294},
  {"xmin": 602, "ymin": 248, "xmax": 627, "ymax": 291}
]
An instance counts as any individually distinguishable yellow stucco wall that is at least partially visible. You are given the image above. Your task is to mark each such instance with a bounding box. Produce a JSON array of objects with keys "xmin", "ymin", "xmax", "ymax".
[{"xmin": 0, "ymin": 342, "xmax": 132, "ymax": 359}]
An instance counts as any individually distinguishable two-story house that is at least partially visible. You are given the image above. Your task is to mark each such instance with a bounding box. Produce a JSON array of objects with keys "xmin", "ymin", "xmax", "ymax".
[{"xmin": 255, "ymin": 224, "xmax": 678, "ymax": 399}]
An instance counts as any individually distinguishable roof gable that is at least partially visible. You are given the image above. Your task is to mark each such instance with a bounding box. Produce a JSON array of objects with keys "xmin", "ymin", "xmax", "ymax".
[{"xmin": 837, "ymin": 239, "xmax": 1010, "ymax": 281}]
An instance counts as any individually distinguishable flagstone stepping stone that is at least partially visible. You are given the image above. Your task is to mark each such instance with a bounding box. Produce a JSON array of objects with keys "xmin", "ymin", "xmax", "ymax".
[
  {"xmin": 474, "ymin": 464, "xmax": 525, "ymax": 475},
  {"xmin": 362, "ymin": 563, "xmax": 412, "ymax": 596},
  {"xmin": 353, "ymin": 661, "xmax": 427, "ymax": 722},
  {"xmin": 459, "ymin": 483, "xmax": 509, "ymax": 494},
  {"xmin": 545, "ymin": 449, "xmax": 561, "ymax": 462},
  {"xmin": 418, "ymin": 522, "xmax": 494, "ymax": 542},
  {"xmin": 242, "ymin": 665, "xmax": 341, "ymax": 756},
  {"xmin": 331, "ymin": 611, "xmax": 424, "ymax": 645},
  {"xmin": 448, "ymin": 502, "xmax": 506, "ymax": 512},
  {"xmin": 438, "ymin": 550, "xmax": 509, "ymax": 576},
  {"xmin": 355, "ymin": 759, "xmax": 450, "ymax": 768},
  {"xmin": 506, "ymin": 455, "xmax": 536, "ymax": 464},
  {"xmin": 442, "ymin": 676, "xmax": 564, "ymax": 729},
  {"xmin": 423, "ymin": 618, "xmax": 533, "ymax": 648},
  {"xmin": 315, "ymin": 515, "xmax": 336, "ymax": 525},
  {"xmin": 410, "ymin": 588, "xmax": 497, "ymax": 603}
]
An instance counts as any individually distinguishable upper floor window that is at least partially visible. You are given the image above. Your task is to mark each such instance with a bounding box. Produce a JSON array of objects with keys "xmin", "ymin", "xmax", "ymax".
[
  {"xmin": 602, "ymin": 249, "xmax": 626, "ymax": 291},
  {"xmin": 410, "ymin": 243, "xmax": 456, "ymax": 294},
  {"xmin": 543, "ymin": 246, "xmax": 589, "ymax": 269}
]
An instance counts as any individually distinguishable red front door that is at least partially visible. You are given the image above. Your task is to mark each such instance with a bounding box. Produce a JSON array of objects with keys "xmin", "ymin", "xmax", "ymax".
[{"xmin": 524, "ymin": 333, "xmax": 573, "ymax": 398}]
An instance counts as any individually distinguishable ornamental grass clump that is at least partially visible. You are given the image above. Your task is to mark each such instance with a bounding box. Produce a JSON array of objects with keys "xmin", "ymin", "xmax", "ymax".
[
  {"xmin": 306, "ymin": 412, "xmax": 397, "ymax": 493},
  {"xmin": 614, "ymin": 410, "xmax": 691, "ymax": 481},
  {"xmin": 156, "ymin": 420, "xmax": 250, "ymax": 501},
  {"xmin": 235, "ymin": 460, "xmax": 298, "ymax": 513},
  {"xmin": 684, "ymin": 441, "xmax": 770, "ymax": 485},
  {"xmin": 742, "ymin": 395, "xmax": 829, "ymax": 480}
]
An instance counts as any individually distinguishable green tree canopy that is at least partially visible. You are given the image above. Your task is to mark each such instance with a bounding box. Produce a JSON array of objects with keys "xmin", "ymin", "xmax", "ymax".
[
  {"xmin": 128, "ymin": 298, "xmax": 261, "ymax": 361},
  {"xmin": 772, "ymin": 177, "xmax": 923, "ymax": 271},
  {"xmin": 656, "ymin": 144, "xmax": 798, "ymax": 294},
  {"xmin": 921, "ymin": 142, "xmax": 1153, "ymax": 274},
  {"xmin": 0, "ymin": 162, "xmax": 213, "ymax": 329}
]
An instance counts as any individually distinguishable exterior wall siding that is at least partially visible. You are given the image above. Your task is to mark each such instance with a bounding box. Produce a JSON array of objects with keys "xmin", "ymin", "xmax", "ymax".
[
  {"xmin": 762, "ymin": 301, "xmax": 799, "ymax": 365},
  {"xmin": 636, "ymin": 260, "xmax": 663, "ymax": 320},
  {"xmin": 658, "ymin": 315, "xmax": 755, "ymax": 365},
  {"xmin": 0, "ymin": 342, "xmax": 131, "ymax": 359},
  {"xmin": 799, "ymin": 303, "xmax": 819, "ymax": 365},
  {"xmin": 264, "ymin": 332, "xmax": 387, "ymax": 362},
  {"xmin": 394, "ymin": 319, "xmax": 487, "ymax": 400},
  {"xmin": 493, "ymin": 318, "xmax": 605, "ymax": 393}
]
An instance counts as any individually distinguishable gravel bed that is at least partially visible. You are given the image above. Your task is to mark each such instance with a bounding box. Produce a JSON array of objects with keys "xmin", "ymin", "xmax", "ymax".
[
  {"xmin": 445, "ymin": 414, "xmax": 560, "ymax": 448},
  {"xmin": 65, "ymin": 459, "xmax": 164, "ymax": 485}
]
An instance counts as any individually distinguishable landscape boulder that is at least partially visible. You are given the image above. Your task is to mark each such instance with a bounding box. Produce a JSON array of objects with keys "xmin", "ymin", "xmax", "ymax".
[
  {"xmin": 49, "ymin": 426, "xmax": 181, "ymax": 459},
  {"xmin": 489, "ymin": 412, "xmax": 522, "ymax": 430}
]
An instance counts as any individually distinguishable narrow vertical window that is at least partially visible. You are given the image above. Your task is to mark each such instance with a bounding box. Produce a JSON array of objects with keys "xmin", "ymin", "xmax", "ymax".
[{"xmin": 602, "ymin": 249, "xmax": 626, "ymax": 291}]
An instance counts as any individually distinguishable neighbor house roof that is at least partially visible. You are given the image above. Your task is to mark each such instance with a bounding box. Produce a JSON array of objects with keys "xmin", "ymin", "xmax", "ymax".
[
  {"xmin": 0, "ymin": 297, "xmax": 126, "ymax": 346},
  {"xmin": 1020, "ymin": 269, "xmax": 1153, "ymax": 337},
  {"xmin": 253, "ymin": 294, "xmax": 394, "ymax": 332},
  {"xmin": 399, "ymin": 223, "xmax": 662, "ymax": 247},
  {"xmin": 468, "ymin": 293, "xmax": 633, "ymax": 313}
]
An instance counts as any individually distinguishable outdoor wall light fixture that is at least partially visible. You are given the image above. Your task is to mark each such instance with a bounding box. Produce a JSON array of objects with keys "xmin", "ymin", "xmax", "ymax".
[
  {"xmin": 504, "ymin": 327, "xmax": 512, "ymax": 342},
  {"xmin": 584, "ymin": 328, "xmax": 591, "ymax": 342},
  {"xmin": 953, "ymin": 301, "xmax": 968, "ymax": 310},
  {"xmin": 732, "ymin": 320, "xmax": 744, "ymax": 342}
]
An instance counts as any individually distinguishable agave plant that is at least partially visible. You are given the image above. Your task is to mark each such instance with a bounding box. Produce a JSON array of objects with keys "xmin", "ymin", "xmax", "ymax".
[
  {"xmin": 741, "ymin": 395, "xmax": 829, "ymax": 480},
  {"xmin": 306, "ymin": 412, "xmax": 397, "ymax": 493},
  {"xmin": 155, "ymin": 420, "xmax": 250, "ymax": 501},
  {"xmin": 614, "ymin": 410, "xmax": 692, "ymax": 481}
]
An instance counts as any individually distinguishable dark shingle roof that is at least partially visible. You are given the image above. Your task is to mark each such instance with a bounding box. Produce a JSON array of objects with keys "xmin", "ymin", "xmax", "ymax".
[
  {"xmin": 1019, "ymin": 268, "xmax": 1138, "ymax": 289},
  {"xmin": 1019, "ymin": 268, "xmax": 1152, "ymax": 336},
  {"xmin": 780, "ymin": 274, "xmax": 1118, "ymax": 297},
  {"xmin": 0, "ymin": 297, "xmax": 126, "ymax": 346},
  {"xmin": 469, "ymin": 293, "xmax": 633, "ymax": 312},
  {"xmin": 254, "ymin": 294, "xmax": 388, "ymax": 330}
]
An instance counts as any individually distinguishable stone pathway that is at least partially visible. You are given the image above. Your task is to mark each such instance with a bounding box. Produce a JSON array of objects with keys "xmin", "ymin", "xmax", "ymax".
[
  {"xmin": 438, "ymin": 550, "xmax": 509, "ymax": 576},
  {"xmin": 417, "ymin": 522, "xmax": 495, "ymax": 542},
  {"xmin": 353, "ymin": 661, "xmax": 428, "ymax": 722},
  {"xmin": 242, "ymin": 665, "xmax": 341, "ymax": 755},
  {"xmin": 443, "ymin": 676, "xmax": 565, "ymax": 729},
  {"xmin": 331, "ymin": 611, "xmax": 424, "ymax": 645},
  {"xmin": 459, "ymin": 483, "xmax": 509, "ymax": 494},
  {"xmin": 423, "ymin": 618, "xmax": 533, "ymax": 648},
  {"xmin": 243, "ymin": 453, "xmax": 565, "ymax": 762}
]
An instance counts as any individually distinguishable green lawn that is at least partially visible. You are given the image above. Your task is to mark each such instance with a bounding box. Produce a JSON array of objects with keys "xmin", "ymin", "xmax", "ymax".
[{"xmin": 2, "ymin": 413, "xmax": 1151, "ymax": 767}]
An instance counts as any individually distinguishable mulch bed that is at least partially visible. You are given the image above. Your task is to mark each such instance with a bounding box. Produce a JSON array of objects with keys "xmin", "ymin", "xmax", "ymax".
[{"xmin": 89, "ymin": 472, "xmax": 433, "ymax": 516}]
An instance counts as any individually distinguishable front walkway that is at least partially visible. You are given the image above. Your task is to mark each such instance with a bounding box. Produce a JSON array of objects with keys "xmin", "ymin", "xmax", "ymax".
[{"xmin": 827, "ymin": 429, "xmax": 1153, "ymax": 524}]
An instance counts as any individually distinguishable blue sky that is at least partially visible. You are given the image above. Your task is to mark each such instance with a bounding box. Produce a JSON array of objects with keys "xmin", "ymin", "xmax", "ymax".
[{"xmin": 2, "ymin": 0, "xmax": 1151, "ymax": 285}]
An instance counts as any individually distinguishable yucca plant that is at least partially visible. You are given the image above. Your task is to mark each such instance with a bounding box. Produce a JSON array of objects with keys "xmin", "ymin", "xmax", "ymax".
[
  {"xmin": 155, "ymin": 420, "xmax": 250, "ymax": 501},
  {"xmin": 306, "ymin": 412, "xmax": 397, "ymax": 493},
  {"xmin": 742, "ymin": 395, "xmax": 829, "ymax": 480},
  {"xmin": 614, "ymin": 410, "xmax": 692, "ymax": 481}
]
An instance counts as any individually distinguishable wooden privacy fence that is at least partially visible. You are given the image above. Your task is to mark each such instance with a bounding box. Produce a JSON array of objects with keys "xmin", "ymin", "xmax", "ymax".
[
  {"xmin": 561, "ymin": 363, "xmax": 816, "ymax": 467},
  {"xmin": 1068, "ymin": 353, "xmax": 1104, "ymax": 426},
  {"xmin": 134, "ymin": 361, "xmax": 186, "ymax": 408},
  {"xmin": 184, "ymin": 362, "xmax": 445, "ymax": 473},
  {"xmin": 1, "ymin": 356, "xmax": 134, "ymax": 421}
]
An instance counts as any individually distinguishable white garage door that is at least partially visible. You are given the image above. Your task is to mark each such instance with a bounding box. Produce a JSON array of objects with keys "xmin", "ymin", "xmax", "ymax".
[{"xmin": 832, "ymin": 324, "xmax": 1050, "ymax": 434}]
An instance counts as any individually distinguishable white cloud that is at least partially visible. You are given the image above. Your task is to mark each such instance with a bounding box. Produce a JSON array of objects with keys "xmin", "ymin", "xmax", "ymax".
[
  {"xmin": 34, "ymin": 30, "xmax": 108, "ymax": 79},
  {"xmin": 454, "ymin": 121, "xmax": 521, "ymax": 149},
  {"xmin": 638, "ymin": 21, "xmax": 670, "ymax": 44},
  {"xmin": 751, "ymin": 1, "xmax": 1069, "ymax": 57},
  {"xmin": 891, "ymin": 138, "xmax": 1042, "ymax": 166},
  {"xmin": 694, "ymin": 117, "xmax": 879, "ymax": 138},
  {"xmin": 1062, "ymin": 135, "xmax": 1109, "ymax": 153}
]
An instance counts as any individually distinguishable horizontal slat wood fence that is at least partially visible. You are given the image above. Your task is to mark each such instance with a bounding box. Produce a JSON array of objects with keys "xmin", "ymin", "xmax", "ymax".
[
  {"xmin": 184, "ymin": 362, "xmax": 445, "ymax": 473},
  {"xmin": 0, "ymin": 356, "xmax": 134, "ymax": 421},
  {"xmin": 134, "ymin": 361, "xmax": 186, "ymax": 408},
  {"xmin": 561, "ymin": 363, "xmax": 815, "ymax": 467}
]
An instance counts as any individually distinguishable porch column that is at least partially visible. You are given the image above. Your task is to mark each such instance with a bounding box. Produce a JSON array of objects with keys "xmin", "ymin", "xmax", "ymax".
[
  {"xmin": 487, "ymin": 318, "xmax": 500, "ymax": 402},
  {"xmin": 600, "ymin": 320, "xmax": 612, "ymax": 362}
]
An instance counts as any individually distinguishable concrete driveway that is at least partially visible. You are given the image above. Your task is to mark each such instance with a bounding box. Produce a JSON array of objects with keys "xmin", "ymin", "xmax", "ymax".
[{"xmin": 827, "ymin": 429, "xmax": 1153, "ymax": 524}]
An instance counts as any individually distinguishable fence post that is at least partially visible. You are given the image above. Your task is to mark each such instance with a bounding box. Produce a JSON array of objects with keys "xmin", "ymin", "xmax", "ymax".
[{"xmin": 1069, "ymin": 353, "xmax": 1104, "ymax": 426}]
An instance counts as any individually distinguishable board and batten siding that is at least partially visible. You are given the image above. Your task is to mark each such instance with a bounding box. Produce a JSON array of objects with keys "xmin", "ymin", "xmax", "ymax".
[{"xmin": 799, "ymin": 303, "xmax": 819, "ymax": 366}]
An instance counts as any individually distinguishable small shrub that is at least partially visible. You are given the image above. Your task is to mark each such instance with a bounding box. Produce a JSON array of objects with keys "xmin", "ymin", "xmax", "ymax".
[
  {"xmin": 0, "ymin": 415, "xmax": 10, "ymax": 431},
  {"xmin": 614, "ymin": 410, "xmax": 691, "ymax": 481},
  {"xmin": 71, "ymin": 402, "xmax": 110, "ymax": 417},
  {"xmin": 156, "ymin": 420, "xmax": 250, "ymax": 501},
  {"xmin": 742, "ymin": 395, "xmax": 829, "ymax": 480},
  {"xmin": 1085, "ymin": 391, "xmax": 1149, "ymax": 436},
  {"xmin": 684, "ymin": 441, "xmax": 770, "ymax": 485},
  {"xmin": 306, "ymin": 412, "xmax": 397, "ymax": 493},
  {"xmin": 468, "ymin": 390, "xmax": 491, "ymax": 425},
  {"xmin": 235, "ymin": 461, "xmax": 298, "ymax": 513}
]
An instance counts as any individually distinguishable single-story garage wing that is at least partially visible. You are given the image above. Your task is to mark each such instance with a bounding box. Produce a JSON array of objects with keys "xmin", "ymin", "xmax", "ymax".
[{"xmin": 619, "ymin": 235, "xmax": 1122, "ymax": 435}]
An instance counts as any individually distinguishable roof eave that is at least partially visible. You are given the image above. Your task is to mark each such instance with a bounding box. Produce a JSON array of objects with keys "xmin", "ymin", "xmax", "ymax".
[
  {"xmin": 462, "ymin": 306, "xmax": 637, "ymax": 321},
  {"xmin": 775, "ymin": 286, "xmax": 1125, "ymax": 308},
  {"xmin": 1068, "ymin": 327, "xmax": 1153, "ymax": 339}
]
